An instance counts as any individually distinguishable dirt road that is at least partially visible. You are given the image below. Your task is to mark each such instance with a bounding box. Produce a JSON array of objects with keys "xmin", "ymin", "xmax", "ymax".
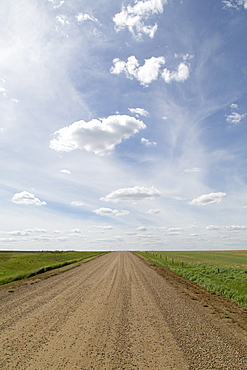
[{"xmin": 0, "ymin": 252, "xmax": 246, "ymax": 369}]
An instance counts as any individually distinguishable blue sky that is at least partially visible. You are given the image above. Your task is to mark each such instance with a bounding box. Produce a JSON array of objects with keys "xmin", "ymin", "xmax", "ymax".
[{"xmin": 1, "ymin": 0, "xmax": 247, "ymax": 251}]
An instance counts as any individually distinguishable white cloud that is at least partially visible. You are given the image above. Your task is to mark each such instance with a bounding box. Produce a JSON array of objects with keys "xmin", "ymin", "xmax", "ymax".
[
  {"xmin": 93, "ymin": 207, "xmax": 129, "ymax": 216},
  {"xmin": 0, "ymin": 238, "xmax": 18, "ymax": 243},
  {"xmin": 225, "ymin": 225, "xmax": 247, "ymax": 231},
  {"xmin": 166, "ymin": 227, "xmax": 184, "ymax": 235},
  {"xmin": 52, "ymin": 1, "xmax": 65, "ymax": 9},
  {"xmin": 76, "ymin": 13, "xmax": 98, "ymax": 23},
  {"xmin": 162, "ymin": 62, "xmax": 190, "ymax": 83},
  {"xmin": 206, "ymin": 224, "xmax": 247, "ymax": 231},
  {"xmin": 206, "ymin": 225, "xmax": 221, "ymax": 230},
  {"xmin": 184, "ymin": 167, "xmax": 201, "ymax": 173},
  {"xmin": 111, "ymin": 57, "xmax": 190, "ymax": 86},
  {"xmin": 174, "ymin": 196, "xmax": 185, "ymax": 201},
  {"xmin": 2, "ymin": 230, "xmax": 30, "ymax": 237},
  {"xmin": 56, "ymin": 14, "xmax": 69, "ymax": 25},
  {"xmin": 189, "ymin": 192, "xmax": 227, "ymax": 206},
  {"xmin": 222, "ymin": 0, "xmax": 247, "ymax": 10},
  {"xmin": 111, "ymin": 56, "xmax": 166, "ymax": 86},
  {"xmin": 101, "ymin": 186, "xmax": 161, "ymax": 202},
  {"xmin": 11, "ymin": 98, "xmax": 20, "ymax": 103},
  {"xmin": 137, "ymin": 57, "xmax": 166, "ymax": 85},
  {"xmin": 71, "ymin": 201, "xmax": 84, "ymax": 206},
  {"xmin": 60, "ymin": 169, "xmax": 71, "ymax": 174},
  {"xmin": 50, "ymin": 115, "xmax": 146, "ymax": 155},
  {"xmin": 19, "ymin": 228, "xmax": 46, "ymax": 234},
  {"xmin": 141, "ymin": 138, "xmax": 157, "ymax": 147},
  {"xmin": 113, "ymin": 0, "xmax": 167, "ymax": 39},
  {"xmin": 70, "ymin": 229, "xmax": 82, "ymax": 233},
  {"xmin": 147, "ymin": 208, "xmax": 160, "ymax": 214},
  {"xmin": 230, "ymin": 103, "xmax": 238, "ymax": 109},
  {"xmin": 129, "ymin": 108, "xmax": 149, "ymax": 116},
  {"xmin": 175, "ymin": 53, "xmax": 194, "ymax": 61},
  {"xmin": 136, "ymin": 226, "xmax": 147, "ymax": 231},
  {"xmin": 226, "ymin": 112, "xmax": 246, "ymax": 124},
  {"xmin": 11, "ymin": 191, "xmax": 46, "ymax": 206}
]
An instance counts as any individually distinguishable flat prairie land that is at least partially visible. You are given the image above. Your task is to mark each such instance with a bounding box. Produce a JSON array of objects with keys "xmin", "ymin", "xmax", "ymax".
[
  {"xmin": 0, "ymin": 251, "xmax": 105, "ymax": 285},
  {"xmin": 135, "ymin": 251, "xmax": 247, "ymax": 307},
  {"xmin": 0, "ymin": 251, "xmax": 246, "ymax": 369},
  {"xmin": 141, "ymin": 250, "xmax": 247, "ymax": 268}
]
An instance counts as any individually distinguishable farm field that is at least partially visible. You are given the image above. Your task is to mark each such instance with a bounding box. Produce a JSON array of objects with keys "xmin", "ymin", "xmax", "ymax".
[
  {"xmin": 0, "ymin": 250, "xmax": 106, "ymax": 286},
  {"xmin": 135, "ymin": 251, "xmax": 247, "ymax": 307},
  {"xmin": 0, "ymin": 251, "xmax": 246, "ymax": 369}
]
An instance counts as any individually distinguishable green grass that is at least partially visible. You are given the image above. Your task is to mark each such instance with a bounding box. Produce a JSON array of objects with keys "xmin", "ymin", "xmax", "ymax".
[
  {"xmin": 134, "ymin": 251, "xmax": 247, "ymax": 308},
  {"xmin": 0, "ymin": 251, "xmax": 106, "ymax": 285}
]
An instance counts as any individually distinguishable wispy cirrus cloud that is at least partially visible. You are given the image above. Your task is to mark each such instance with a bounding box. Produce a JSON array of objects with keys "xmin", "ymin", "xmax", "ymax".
[{"xmin": 50, "ymin": 115, "xmax": 146, "ymax": 155}]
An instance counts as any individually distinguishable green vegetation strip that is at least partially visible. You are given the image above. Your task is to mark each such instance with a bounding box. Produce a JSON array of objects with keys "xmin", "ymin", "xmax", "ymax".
[
  {"xmin": 0, "ymin": 251, "xmax": 106, "ymax": 286},
  {"xmin": 134, "ymin": 251, "xmax": 247, "ymax": 308}
]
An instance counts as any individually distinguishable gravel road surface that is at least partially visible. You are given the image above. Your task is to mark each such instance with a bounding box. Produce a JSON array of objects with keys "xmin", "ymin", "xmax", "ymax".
[{"xmin": 0, "ymin": 251, "xmax": 246, "ymax": 369}]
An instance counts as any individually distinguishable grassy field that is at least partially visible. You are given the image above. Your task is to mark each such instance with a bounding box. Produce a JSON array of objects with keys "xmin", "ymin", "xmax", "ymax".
[
  {"xmin": 0, "ymin": 250, "xmax": 106, "ymax": 286},
  {"xmin": 134, "ymin": 251, "xmax": 247, "ymax": 308}
]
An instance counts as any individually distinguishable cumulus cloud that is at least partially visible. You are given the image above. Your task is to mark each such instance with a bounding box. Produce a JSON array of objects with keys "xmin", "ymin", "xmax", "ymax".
[
  {"xmin": 141, "ymin": 138, "xmax": 157, "ymax": 147},
  {"xmin": 111, "ymin": 56, "xmax": 165, "ymax": 86},
  {"xmin": 111, "ymin": 56, "xmax": 190, "ymax": 86},
  {"xmin": 50, "ymin": 115, "xmax": 146, "ymax": 155},
  {"xmin": 93, "ymin": 207, "xmax": 129, "ymax": 216},
  {"xmin": 136, "ymin": 226, "xmax": 147, "ymax": 231},
  {"xmin": 147, "ymin": 208, "xmax": 160, "ymax": 214},
  {"xmin": 113, "ymin": 0, "xmax": 167, "ymax": 39},
  {"xmin": 206, "ymin": 224, "xmax": 247, "ymax": 231},
  {"xmin": 225, "ymin": 225, "xmax": 247, "ymax": 231},
  {"xmin": 60, "ymin": 169, "xmax": 71, "ymax": 174},
  {"xmin": 129, "ymin": 108, "xmax": 149, "ymax": 117},
  {"xmin": 189, "ymin": 192, "xmax": 226, "ymax": 206},
  {"xmin": 162, "ymin": 62, "xmax": 190, "ymax": 83},
  {"xmin": 206, "ymin": 225, "xmax": 222, "ymax": 230},
  {"xmin": 226, "ymin": 112, "xmax": 246, "ymax": 124},
  {"xmin": 12, "ymin": 191, "xmax": 46, "ymax": 206},
  {"xmin": 101, "ymin": 186, "xmax": 161, "ymax": 202},
  {"xmin": 76, "ymin": 13, "xmax": 98, "ymax": 23},
  {"xmin": 70, "ymin": 201, "xmax": 84, "ymax": 206}
]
